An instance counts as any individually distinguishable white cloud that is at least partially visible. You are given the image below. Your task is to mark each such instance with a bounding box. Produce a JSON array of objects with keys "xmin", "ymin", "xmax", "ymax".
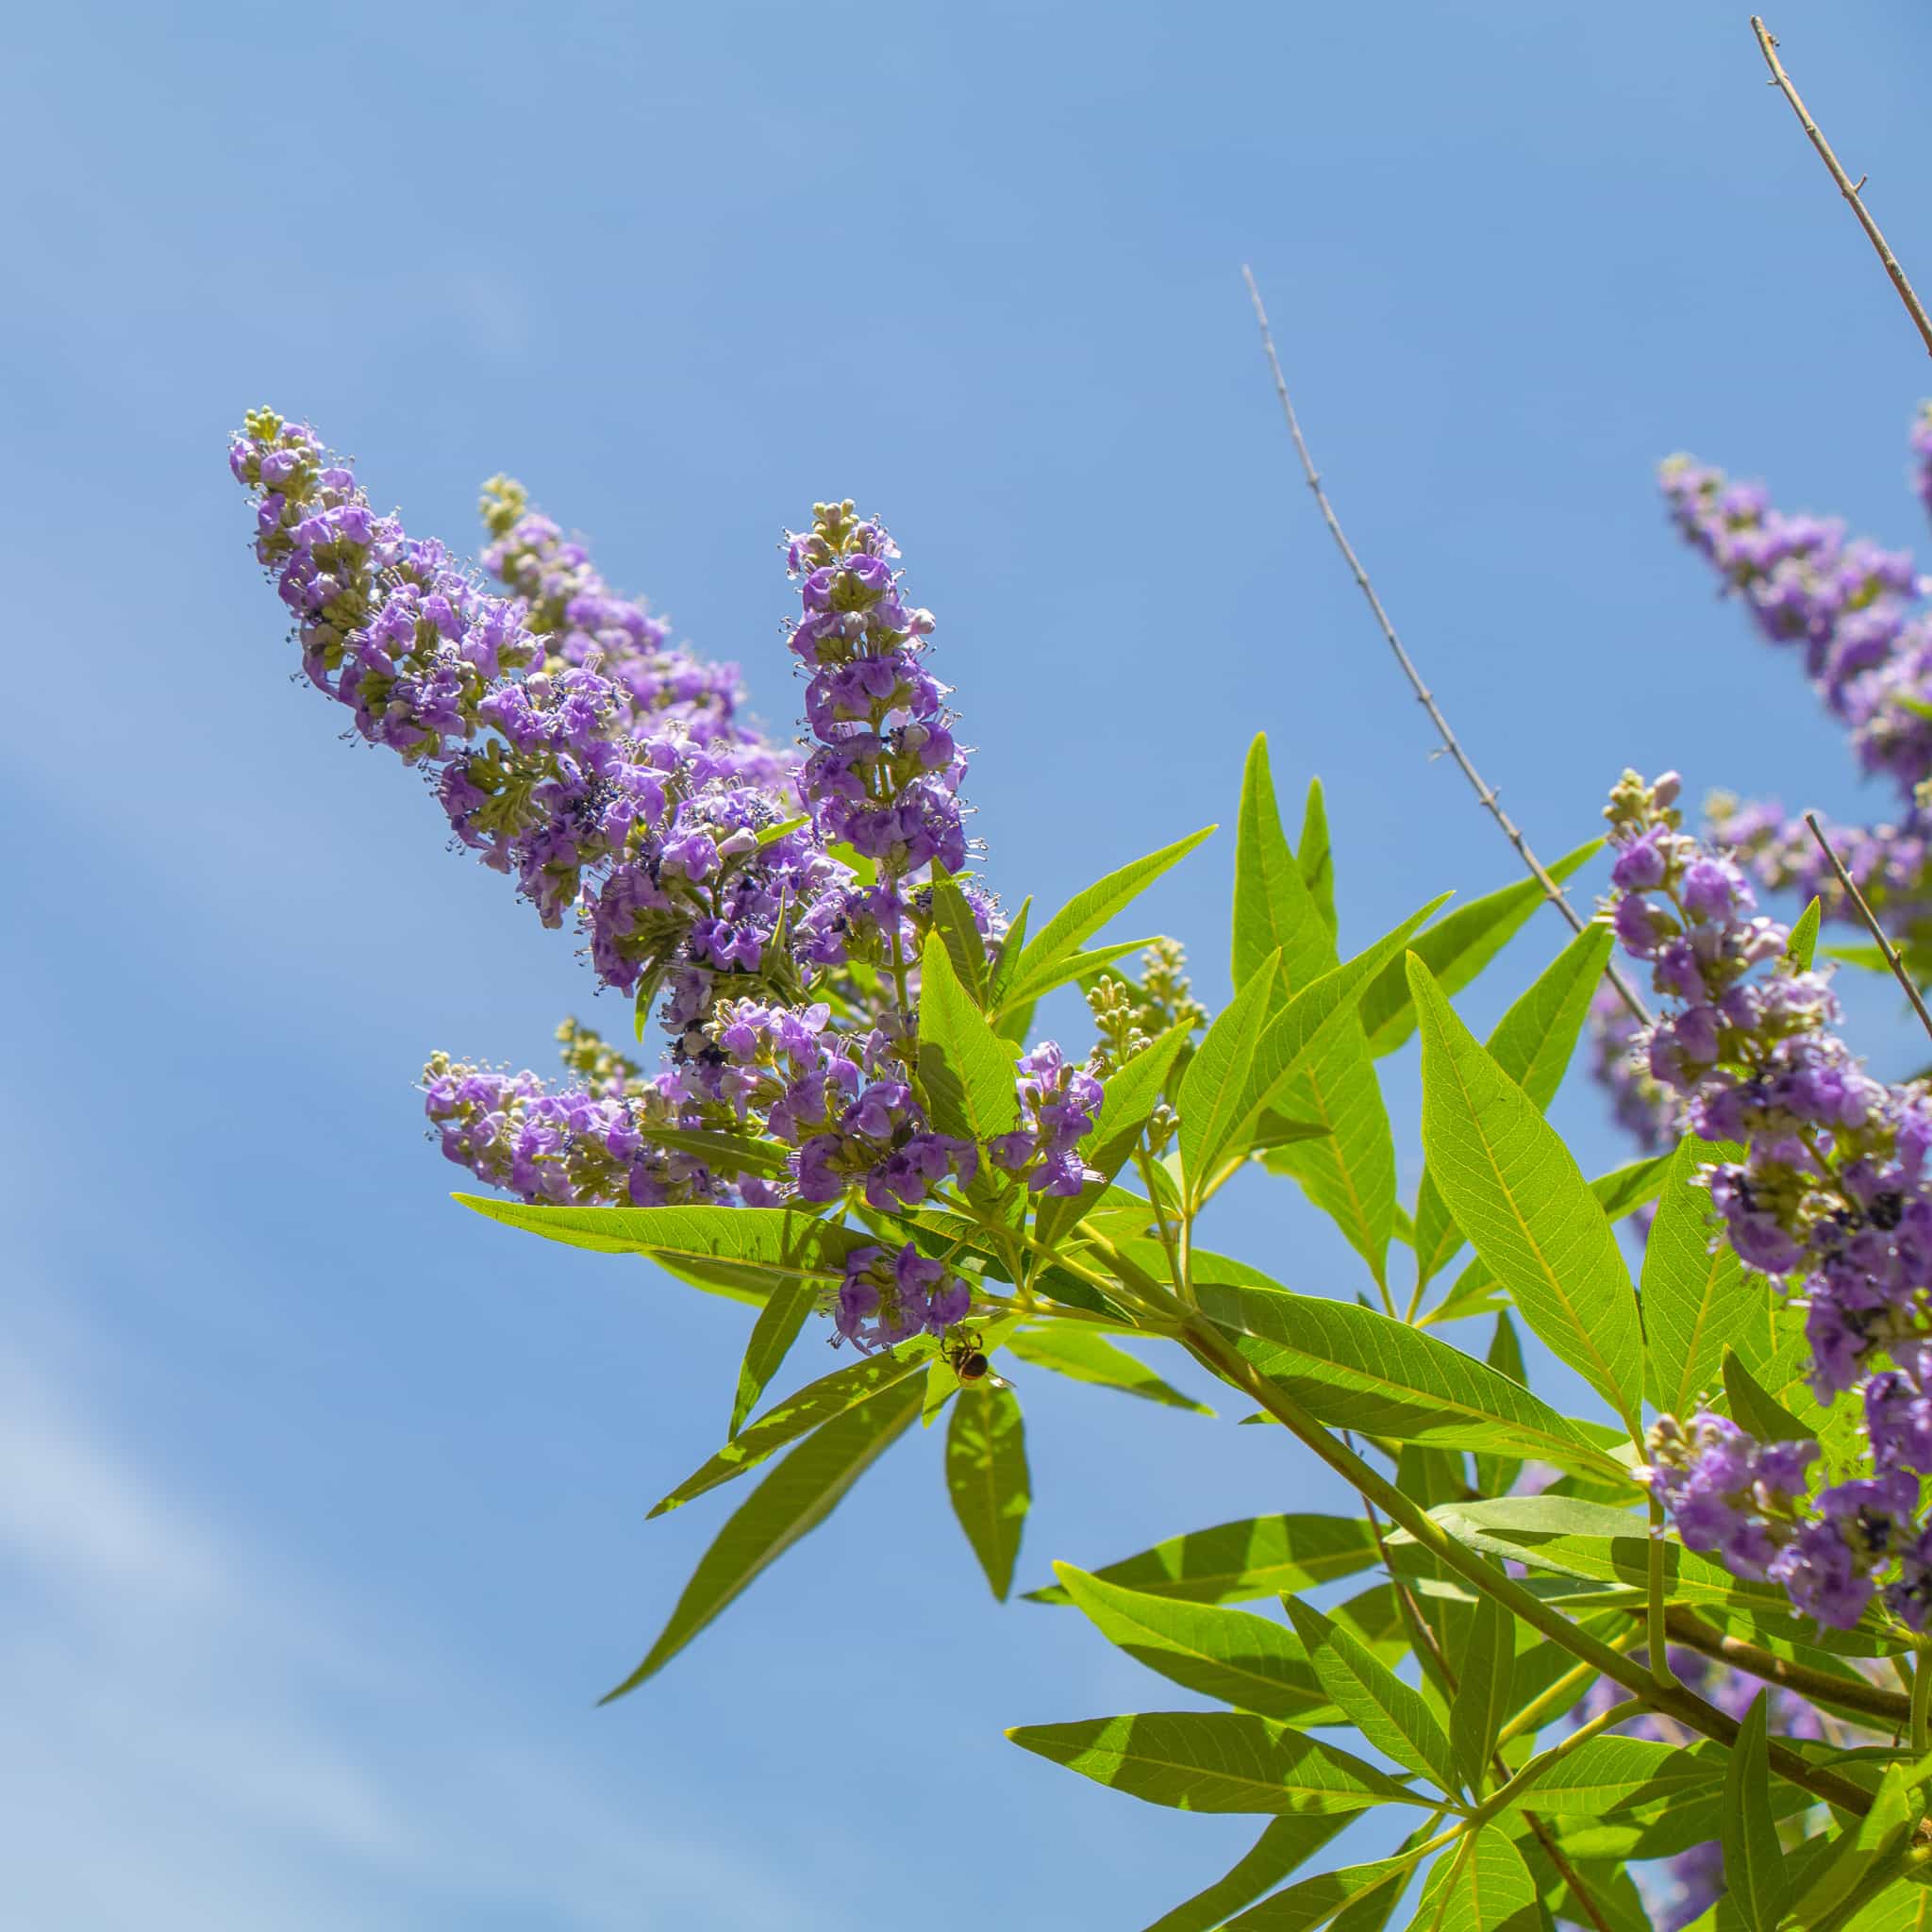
[{"xmin": 0, "ymin": 1331, "xmax": 809, "ymax": 1932}]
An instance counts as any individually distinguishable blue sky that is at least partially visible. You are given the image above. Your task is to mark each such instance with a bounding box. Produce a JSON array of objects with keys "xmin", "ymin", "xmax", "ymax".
[{"xmin": 8, "ymin": 1, "xmax": 1932, "ymax": 1924}]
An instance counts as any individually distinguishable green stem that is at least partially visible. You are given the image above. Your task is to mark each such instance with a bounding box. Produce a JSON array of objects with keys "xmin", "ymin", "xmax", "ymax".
[
  {"xmin": 1170, "ymin": 1307, "xmax": 1877, "ymax": 1819},
  {"xmin": 1496, "ymin": 1631, "xmax": 1645, "ymax": 1747},
  {"xmin": 1402, "ymin": 1258, "xmax": 1429, "ymax": 1325},
  {"xmin": 887, "ymin": 898, "xmax": 912, "ymax": 1019},
  {"xmin": 1913, "ymin": 1645, "xmax": 1931, "ymax": 1755},
  {"xmin": 1656, "ymin": 1607, "xmax": 1910, "ymax": 1728},
  {"xmin": 1134, "ymin": 1143, "xmax": 1191, "ymax": 1307},
  {"xmin": 1647, "ymin": 1493, "xmax": 1676, "ymax": 1690},
  {"xmin": 1048, "ymin": 1249, "xmax": 1187, "ymax": 1334}
]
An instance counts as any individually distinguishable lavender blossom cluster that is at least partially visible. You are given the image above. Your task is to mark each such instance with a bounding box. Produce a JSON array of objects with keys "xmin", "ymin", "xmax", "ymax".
[
  {"xmin": 1607, "ymin": 770, "xmax": 1932, "ymax": 1629},
  {"xmin": 1657, "ymin": 418, "xmax": 1932, "ymax": 940},
  {"xmin": 233, "ymin": 415, "xmax": 1109, "ymax": 1351},
  {"xmin": 1589, "ymin": 408, "xmax": 1932, "ymax": 1157}
]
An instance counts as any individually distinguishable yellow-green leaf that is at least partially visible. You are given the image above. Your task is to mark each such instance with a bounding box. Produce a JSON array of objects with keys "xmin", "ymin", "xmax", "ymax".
[
  {"xmin": 945, "ymin": 1381, "xmax": 1030, "ymax": 1599},
  {"xmin": 1007, "ymin": 1326, "xmax": 1212, "ymax": 1414},
  {"xmin": 651, "ymin": 1340, "xmax": 936, "ymax": 1517},
  {"xmin": 1645, "ymin": 1135, "xmax": 1766, "ymax": 1420},
  {"xmin": 1026, "ymin": 1513, "xmax": 1378, "ymax": 1607},
  {"xmin": 606, "ymin": 1373, "xmax": 923, "ymax": 1698},
  {"xmin": 1409, "ymin": 957, "xmax": 1644, "ymax": 1433},
  {"xmin": 1006, "ymin": 1710, "xmax": 1426, "ymax": 1814},
  {"xmin": 917, "ymin": 932, "xmax": 1020, "ymax": 1146},
  {"xmin": 1057, "ymin": 1563, "xmax": 1340, "ymax": 1724}
]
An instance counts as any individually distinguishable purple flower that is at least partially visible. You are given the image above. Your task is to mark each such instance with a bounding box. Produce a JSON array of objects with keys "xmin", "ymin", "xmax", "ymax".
[
  {"xmin": 1607, "ymin": 766, "xmax": 1932, "ymax": 1624},
  {"xmin": 832, "ymin": 1241, "xmax": 973, "ymax": 1352},
  {"xmin": 784, "ymin": 499, "xmax": 973, "ymax": 894}
]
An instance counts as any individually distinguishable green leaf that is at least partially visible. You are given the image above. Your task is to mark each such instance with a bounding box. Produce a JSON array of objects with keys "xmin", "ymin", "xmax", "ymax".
[
  {"xmin": 1256, "ymin": 1003, "xmax": 1404, "ymax": 1287},
  {"xmin": 1408, "ymin": 957, "xmax": 1645, "ymax": 1432},
  {"xmin": 1520, "ymin": 1843, "xmax": 1654, "ymax": 1932},
  {"xmin": 638, "ymin": 1125, "xmax": 792, "ymax": 1179},
  {"xmin": 827, "ymin": 840, "xmax": 877, "ymax": 886},
  {"xmin": 917, "ymin": 932, "xmax": 1021, "ymax": 1148},
  {"xmin": 1056, "ymin": 1563, "xmax": 1341, "ymax": 1723},
  {"xmin": 1016, "ymin": 825, "xmax": 1217, "ymax": 992},
  {"xmin": 456, "ymin": 1198, "xmax": 867, "ymax": 1280},
  {"xmin": 1326, "ymin": 1865, "xmax": 1412, "ymax": 1932},
  {"xmin": 1195, "ymin": 1272, "xmax": 1624, "ymax": 1481},
  {"xmin": 1823, "ymin": 943, "xmax": 1898, "ymax": 975},
  {"xmin": 1842, "ymin": 1877, "xmax": 1932, "ymax": 1932},
  {"xmin": 1593, "ymin": 1153, "xmax": 1676, "ymax": 1221},
  {"xmin": 651, "ymin": 1341, "xmax": 936, "ymax": 1517},
  {"xmin": 1483, "ymin": 923, "xmax": 1618, "ymax": 1111},
  {"xmin": 632, "ymin": 961, "xmax": 665, "ymax": 1041},
  {"xmin": 1645, "ymin": 1136, "xmax": 1767, "ymax": 1420},
  {"xmin": 927, "ymin": 865, "xmax": 991, "ymax": 1005},
  {"xmin": 992, "ymin": 996, "xmax": 1037, "ymax": 1045},
  {"xmin": 1450, "ymin": 1593, "xmax": 1514, "ymax": 1791},
  {"xmin": 1358, "ymin": 841, "xmax": 1602, "ymax": 1058},
  {"xmin": 1491, "ymin": 1736, "xmax": 1726, "ymax": 1817},
  {"xmin": 1788, "ymin": 897, "xmax": 1823, "ymax": 971},
  {"xmin": 987, "ymin": 894, "xmax": 1031, "ymax": 1001},
  {"xmin": 945, "ymin": 1380, "xmax": 1030, "ymax": 1599},
  {"xmin": 1422, "ymin": 1498, "xmax": 1902, "ymax": 1646},
  {"xmin": 1007, "ymin": 1326, "xmax": 1212, "ymax": 1414},
  {"xmin": 1396, "ymin": 1442, "xmax": 1469, "ymax": 1512},
  {"xmin": 1005, "ymin": 1710, "xmax": 1426, "ymax": 1814},
  {"xmin": 1299, "ymin": 778, "xmax": 1338, "ymax": 937},
  {"xmin": 606, "ymin": 1373, "xmax": 923, "ymax": 1697},
  {"xmin": 1411, "ymin": 1830, "xmax": 1543, "ymax": 1932},
  {"xmin": 994, "ymin": 937, "xmax": 1152, "ymax": 1017},
  {"xmin": 1234, "ymin": 736, "xmax": 1330, "ymax": 994},
  {"xmin": 726, "ymin": 1277, "xmax": 816, "ymax": 1439},
  {"xmin": 1723, "ymin": 1693, "xmax": 1790, "ymax": 1932},
  {"xmin": 650, "ymin": 1253, "xmax": 789, "ymax": 1308},
  {"xmin": 1790, "ymin": 1764, "xmax": 1919, "ymax": 1929},
  {"xmin": 1473, "ymin": 1315, "xmax": 1526, "ymax": 1499},
  {"xmin": 1222, "ymin": 1857, "xmax": 1414, "ymax": 1932},
  {"xmin": 752, "ymin": 810, "xmax": 808, "ymax": 852},
  {"xmin": 1141, "ymin": 1815, "xmax": 1354, "ymax": 1932},
  {"xmin": 1422, "ymin": 1155, "xmax": 1673, "ymax": 1328},
  {"xmin": 1025, "ymin": 1513, "xmax": 1379, "ymax": 1607},
  {"xmin": 1554, "ymin": 1775, "xmax": 1819, "ymax": 1863},
  {"xmin": 1227, "ymin": 896, "xmax": 1450, "ymax": 1184},
  {"xmin": 1724, "ymin": 1348, "xmax": 1816, "ymax": 1444},
  {"xmin": 1284, "ymin": 1597, "xmax": 1457, "ymax": 1790},
  {"xmin": 1410, "ymin": 923, "xmax": 1615, "ymax": 1290},
  {"xmin": 1178, "ymin": 950, "xmax": 1282, "ymax": 1206},
  {"xmin": 1229, "ymin": 741, "xmax": 1415, "ymax": 1279}
]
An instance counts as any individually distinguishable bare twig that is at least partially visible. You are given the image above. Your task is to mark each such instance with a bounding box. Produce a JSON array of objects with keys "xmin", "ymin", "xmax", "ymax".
[
  {"xmin": 1750, "ymin": 18, "xmax": 1932, "ymax": 360},
  {"xmin": 1803, "ymin": 811, "xmax": 1932, "ymax": 1043},
  {"xmin": 1241, "ymin": 265, "xmax": 1651, "ymax": 1026}
]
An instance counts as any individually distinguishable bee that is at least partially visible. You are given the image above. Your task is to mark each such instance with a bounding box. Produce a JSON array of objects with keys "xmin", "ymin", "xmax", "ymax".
[{"xmin": 941, "ymin": 1327, "xmax": 1010, "ymax": 1391}]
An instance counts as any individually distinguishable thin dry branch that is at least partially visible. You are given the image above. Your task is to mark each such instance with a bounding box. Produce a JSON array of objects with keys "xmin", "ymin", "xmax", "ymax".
[
  {"xmin": 1240, "ymin": 266, "xmax": 1651, "ymax": 1026},
  {"xmin": 1750, "ymin": 17, "xmax": 1932, "ymax": 360},
  {"xmin": 1803, "ymin": 811, "xmax": 1932, "ymax": 1044}
]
